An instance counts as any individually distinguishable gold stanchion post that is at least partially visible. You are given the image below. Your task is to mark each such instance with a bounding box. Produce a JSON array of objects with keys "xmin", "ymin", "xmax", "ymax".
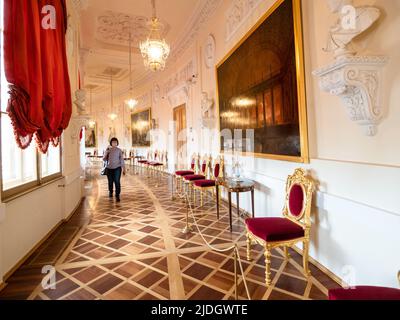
[
  {"xmin": 234, "ymin": 248, "xmax": 238, "ymax": 300},
  {"xmin": 182, "ymin": 192, "xmax": 193, "ymax": 234}
]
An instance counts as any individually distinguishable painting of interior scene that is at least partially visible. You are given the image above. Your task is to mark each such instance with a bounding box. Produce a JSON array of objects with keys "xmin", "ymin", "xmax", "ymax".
[
  {"xmin": 217, "ymin": 0, "xmax": 306, "ymax": 159},
  {"xmin": 131, "ymin": 108, "xmax": 151, "ymax": 147},
  {"xmin": 85, "ymin": 125, "xmax": 97, "ymax": 148}
]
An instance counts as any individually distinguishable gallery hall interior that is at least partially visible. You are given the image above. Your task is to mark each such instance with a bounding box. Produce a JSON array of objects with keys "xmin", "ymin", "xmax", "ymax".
[{"xmin": 0, "ymin": 0, "xmax": 399, "ymax": 302}]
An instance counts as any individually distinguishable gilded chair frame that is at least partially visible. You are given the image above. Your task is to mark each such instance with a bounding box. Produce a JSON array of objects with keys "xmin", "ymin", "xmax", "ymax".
[
  {"xmin": 175, "ymin": 153, "xmax": 199, "ymax": 193},
  {"xmin": 150, "ymin": 150, "xmax": 164, "ymax": 176},
  {"xmin": 184, "ymin": 155, "xmax": 211, "ymax": 203},
  {"xmin": 246, "ymin": 168, "xmax": 315, "ymax": 286},
  {"xmin": 193, "ymin": 156, "xmax": 225, "ymax": 207},
  {"xmin": 398, "ymin": 271, "xmax": 400, "ymax": 287}
]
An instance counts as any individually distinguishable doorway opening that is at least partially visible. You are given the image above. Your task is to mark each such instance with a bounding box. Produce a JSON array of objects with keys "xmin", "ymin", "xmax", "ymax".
[{"xmin": 173, "ymin": 104, "xmax": 187, "ymax": 170}]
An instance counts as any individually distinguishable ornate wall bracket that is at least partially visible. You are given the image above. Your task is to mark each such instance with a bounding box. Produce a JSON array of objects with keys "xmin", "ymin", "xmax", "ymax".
[
  {"xmin": 69, "ymin": 115, "xmax": 90, "ymax": 144},
  {"xmin": 313, "ymin": 56, "xmax": 388, "ymax": 136}
]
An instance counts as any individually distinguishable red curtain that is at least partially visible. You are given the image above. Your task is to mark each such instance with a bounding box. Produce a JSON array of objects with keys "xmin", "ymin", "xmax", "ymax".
[{"xmin": 4, "ymin": 0, "xmax": 72, "ymax": 153}]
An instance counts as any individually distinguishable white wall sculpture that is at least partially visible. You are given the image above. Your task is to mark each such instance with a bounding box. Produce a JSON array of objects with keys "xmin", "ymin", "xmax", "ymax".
[
  {"xmin": 73, "ymin": 89, "xmax": 88, "ymax": 116},
  {"xmin": 204, "ymin": 34, "xmax": 216, "ymax": 69},
  {"xmin": 313, "ymin": 0, "xmax": 388, "ymax": 136}
]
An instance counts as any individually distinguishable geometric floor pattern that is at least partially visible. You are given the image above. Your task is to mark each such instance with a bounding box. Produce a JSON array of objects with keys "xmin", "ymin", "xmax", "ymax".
[{"xmin": 0, "ymin": 164, "xmax": 342, "ymax": 300}]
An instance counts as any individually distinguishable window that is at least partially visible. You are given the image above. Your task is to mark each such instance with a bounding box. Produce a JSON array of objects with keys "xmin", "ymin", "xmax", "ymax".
[
  {"xmin": 0, "ymin": 1, "xmax": 62, "ymax": 200},
  {"xmin": 41, "ymin": 144, "xmax": 61, "ymax": 179},
  {"xmin": 1, "ymin": 115, "xmax": 38, "ymax": 191}
]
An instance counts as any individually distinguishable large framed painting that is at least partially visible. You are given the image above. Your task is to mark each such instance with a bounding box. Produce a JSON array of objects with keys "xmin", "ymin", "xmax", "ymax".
[
  {"xmin": 131, "ymin": 108, "xmax": 151, "ymax": 147},
  {"xmin": 85, "ymin": 124, "xmax": 97, "ymax": 148},
  {"xmin": 216, "ymin": 0, "xmax": 309, "ymax": 163}
]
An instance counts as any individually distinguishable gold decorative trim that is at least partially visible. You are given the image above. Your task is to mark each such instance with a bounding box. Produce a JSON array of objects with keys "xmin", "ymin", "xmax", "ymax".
[{"xmin": 0, "ymin": 282, "xmax": 6, "ymax": 292}]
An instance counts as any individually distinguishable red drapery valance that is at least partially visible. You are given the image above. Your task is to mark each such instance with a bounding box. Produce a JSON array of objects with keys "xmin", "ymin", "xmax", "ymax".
[{"xmin": 4, "ymin": 0, "xmax": 72, "ymax": 153}]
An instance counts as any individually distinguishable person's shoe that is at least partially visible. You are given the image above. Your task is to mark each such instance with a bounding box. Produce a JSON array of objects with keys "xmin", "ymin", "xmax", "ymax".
[
  {"xmin": 116, "ymin": 197, "xmax": 121, "ymax": 203},
  {"xmin": 109, "ymin": 193, "xmax": 113, "ymax": 198}
]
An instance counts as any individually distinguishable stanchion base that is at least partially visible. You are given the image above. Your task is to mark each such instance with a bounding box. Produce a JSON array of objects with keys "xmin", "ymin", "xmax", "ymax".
[{"xmin": 182, "ymin": 225, "xmax": 194, "ymax": 234}]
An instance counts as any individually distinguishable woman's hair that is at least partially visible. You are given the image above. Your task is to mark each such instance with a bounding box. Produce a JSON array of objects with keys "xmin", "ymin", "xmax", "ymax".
[{"xmin": 110, "ymin": 137, "xmax": 119, "ymax": 146}]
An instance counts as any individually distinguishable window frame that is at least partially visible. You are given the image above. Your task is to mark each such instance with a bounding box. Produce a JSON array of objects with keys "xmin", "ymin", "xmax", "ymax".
[{"xmin": 0, "ymin": 111, "xmax": 63, "ymax": 202}]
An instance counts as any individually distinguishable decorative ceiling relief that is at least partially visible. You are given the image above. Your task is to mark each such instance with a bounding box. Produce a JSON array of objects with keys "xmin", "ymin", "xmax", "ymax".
[
  {"xmin": 313, "ymin": 0, "xmax": 388, "ymax": 136},
  {"xmin": 96, "ymin": 11, "xmax": 170, "ymax": 48},
  {"xmin": 225, "ymin": 0, "xmax": 263, "ymax": 42}
]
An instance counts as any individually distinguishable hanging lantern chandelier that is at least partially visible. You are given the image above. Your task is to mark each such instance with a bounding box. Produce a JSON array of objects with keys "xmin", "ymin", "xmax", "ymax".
[
  {"xmin": 140, "ymin": 0, "xmax": 170, "ymax": 72},
  {"xmin": 107, "ymin": 74, "xmax": 118, "ymax": 121},
  {"xmin": 125, "ymin": 32, "xmax": 138, "ymax": 110}
]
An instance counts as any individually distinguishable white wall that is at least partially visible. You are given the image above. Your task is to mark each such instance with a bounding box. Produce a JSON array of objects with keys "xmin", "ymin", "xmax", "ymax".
[
  {"xmin": 0, "ymin": 0, "xmax": 84, "ymax": 285},
  {"xmin": 90, "ymin": 0, "xmax": 400, "ymax": 288}
]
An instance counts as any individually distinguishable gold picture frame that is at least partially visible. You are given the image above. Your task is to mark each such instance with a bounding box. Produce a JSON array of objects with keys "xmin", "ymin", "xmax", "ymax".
[
  {"xmin": 85, "ymin": 123, "xmax": 97, "ymax": 148},
  {"xmin": 131, "ymin": 108, "xmax": 152, "ymax": 147},
  {"xmin": 216, "ymin": 0, "xmax": 309, "ymax": 163}
]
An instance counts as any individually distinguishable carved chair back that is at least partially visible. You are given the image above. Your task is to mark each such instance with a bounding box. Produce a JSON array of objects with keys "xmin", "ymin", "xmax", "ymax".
[{"xmin": 283, "ymin": 168, "xmax": 315, "ymax": 230}]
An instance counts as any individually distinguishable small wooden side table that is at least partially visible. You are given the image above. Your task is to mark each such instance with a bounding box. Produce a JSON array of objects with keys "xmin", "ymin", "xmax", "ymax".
[{"xmin": 216, "ymin": 178, "xmax": 255, "ymax": 232}]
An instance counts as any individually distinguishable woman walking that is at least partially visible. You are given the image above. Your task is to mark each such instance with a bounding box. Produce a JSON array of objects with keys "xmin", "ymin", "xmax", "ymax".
[{"xmin": 103, "ymin": 138, "xmax": 126, "ymax": 202}]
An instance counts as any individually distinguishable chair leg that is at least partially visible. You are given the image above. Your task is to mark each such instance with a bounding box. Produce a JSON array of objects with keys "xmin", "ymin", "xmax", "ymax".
[
  {"xmin": 284, "ymin": 246, "xmax": 291, "ymax": 260},
  {"xmin": 200, "ymin": 190, "xmax": 203, "ymax": 207},
  {"xmin": 246, "ymin": 233, "xmax": 252, "ymax": 261},
  {"xmin": 303, "ymin": 240, "xmax": 311, "ymax": 277},
  {"xmin": 265, "ymin": 247, "xmax": 272, "ymax": 286}
]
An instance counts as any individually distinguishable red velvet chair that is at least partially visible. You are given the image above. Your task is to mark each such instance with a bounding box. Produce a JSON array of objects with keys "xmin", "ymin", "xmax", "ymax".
[
  {"xmin": 149, "ymin": 151, "xmax": 163, "ymax": 168},
  {"xmin": 329, "ymin": 272, "xmax": 400, "ymax": 300},
  {"xmin": 137, "ymin": 150, "xmax": 152, "ymax": 167},
  {"xmin": 183, "ymin": 156, "xmax": 210, "ymax": 202},
  {"xmin": 329, "ymin": 287, "xmax": 400, "ymax": 300},
  {"xmin": 193, "ymin": 156, "xmax": 224, "ymax": 207},
  {"xmin": 174, "ymin": 154, "xmax": 198, "ymax": 193},
  {"xmin": 246, "ymin": 168, "xmax": 315, "ymax": 286}
]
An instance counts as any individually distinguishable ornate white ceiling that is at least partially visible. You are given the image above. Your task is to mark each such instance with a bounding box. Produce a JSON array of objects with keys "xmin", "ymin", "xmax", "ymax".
[
  {"xmin": 96, "ymin": 11, "xmax": 170, "ymax": 48},
  {"xmin": 77, "ymin": 0, "xmax": 221, "ymax": 106}
]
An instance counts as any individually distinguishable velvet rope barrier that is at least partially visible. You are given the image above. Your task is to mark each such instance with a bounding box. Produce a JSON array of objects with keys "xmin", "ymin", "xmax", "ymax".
[{"xmin": 174, "ymin": 185, "xmax": 251, "ymax": 301}]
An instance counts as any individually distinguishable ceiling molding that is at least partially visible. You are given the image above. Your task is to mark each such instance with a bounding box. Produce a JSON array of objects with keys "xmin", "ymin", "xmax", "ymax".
[
  {"xmin": 168, "ymin": 0, "xmax": 223, "ymax": 64},
  {"xmin": 82, "ymin": 0, "xmax": 223, "ymax": 104}
]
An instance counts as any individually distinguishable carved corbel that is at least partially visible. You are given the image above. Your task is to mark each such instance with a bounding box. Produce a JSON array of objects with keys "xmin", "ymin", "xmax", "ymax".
[
  {"xmin": 69, "ymin": 115, "xmax": 90, "ymax": 144},
  {"xmin": 313, "ymin": 56, "xmax": 388, "ymax": 136}
]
